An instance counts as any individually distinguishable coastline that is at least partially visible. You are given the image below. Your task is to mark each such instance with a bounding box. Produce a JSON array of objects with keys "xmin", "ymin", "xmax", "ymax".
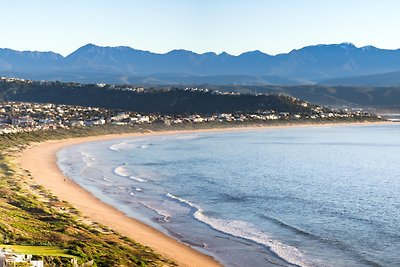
[{"xmin": 15, "ymin": 121, "xmax": 394, "ymax": 266}]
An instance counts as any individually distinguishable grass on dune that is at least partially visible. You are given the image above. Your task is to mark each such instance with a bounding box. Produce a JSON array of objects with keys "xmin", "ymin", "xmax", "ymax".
[{"xmin": 0, "ymin": 244, "xmax": 74, "ymax": 258}]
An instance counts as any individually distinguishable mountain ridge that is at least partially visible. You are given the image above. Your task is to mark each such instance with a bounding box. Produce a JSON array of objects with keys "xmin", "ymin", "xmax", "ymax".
[{"xmin": 2, "ymin": 43, "xmax": 400, "ymax": 85}]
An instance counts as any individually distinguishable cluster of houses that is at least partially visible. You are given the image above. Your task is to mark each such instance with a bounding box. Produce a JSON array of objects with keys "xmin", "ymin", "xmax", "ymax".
[
  {"xmin": 0, "ymin": 102, "xmax": 108, "ymax": 134},
  {"xmin": 0, "ymin": 248, "xmax": 43, "ymax": 267},
  {"xmin": 0, "ymin": 77, "xmax": 34, "ymax": 84},
  {"xmin": 183, "ymin": 87, "xmax": 241, "ymax": 96},
  {"xmin": 0, "ymin": 100, "xmax": 377, "ymax": 135},
  {"xmin": 0, "ymin": 101, "xmax": 171, "ymax": 134},
  {"xmin": 0, "ymin": 77, "xmax": 146, "ymax": 94}
]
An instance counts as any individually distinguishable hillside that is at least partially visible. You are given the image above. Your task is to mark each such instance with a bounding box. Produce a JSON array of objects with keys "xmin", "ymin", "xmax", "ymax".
[
  {"xmin": 181, "ymin": 84, "xmax": 400, "ymax": 109},
  {"xmin": 2, "ymin": 78, "xmax": 400, "ymax": 111},
  {"xmin": 0, "ymin": 79, "xmax": 315, "ymax": 115},
  {"xmin": 2, "ymin": 43, "xmax": 400, "ymax": 85}
]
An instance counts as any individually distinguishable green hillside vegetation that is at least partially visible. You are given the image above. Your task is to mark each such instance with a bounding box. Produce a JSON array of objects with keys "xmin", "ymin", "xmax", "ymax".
[
  {"xmin": 0, "ymin": 245, "xmax": 72, "ymax": 258},
  {"xmin": 1, "ymin": 79, "xmax": 400, "ymax": 112},
  {"xmin": 0, "ymin": 80, "xmax": 319, "ymax": 115},
  {"xmin": 0, "ymin": 125, "xmax": 178, "ymax": 266},
  {"xmin": 198, "ymin": 84, "xmax": 400, "ymax": 109}
]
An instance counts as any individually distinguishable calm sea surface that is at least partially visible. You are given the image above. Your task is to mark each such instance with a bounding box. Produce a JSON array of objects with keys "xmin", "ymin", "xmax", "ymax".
[{"xmin": 57, "ymin": 124, "xmax": 400, "ymax": 267}]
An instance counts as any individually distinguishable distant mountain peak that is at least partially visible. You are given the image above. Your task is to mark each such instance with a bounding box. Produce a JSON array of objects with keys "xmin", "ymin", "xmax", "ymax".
[
  {"xmin": 72, "ymin": 43, "xmax": 102, "ymax": 54},
  {"xmin": 240, "ymin": 50, "xmax": 269, "ymax": 57},
  {"xmin": 361, "ymin": 45, "xmax": 378, "ymax": 51},
  {"xmin": 74, "ymin": 43, "xmax": 134, "ymax": 52},
  {"xmin": 167, "ymin": 49, "xmax": 196, "ymax": 55},
  {"xmin": 83, "ymin": 43, "xmax": 97, "ymax": 47},
  {"xmin": 338, "ymin": 42, "xmax": 356, "ymax": 49},
  {"xmin": 77, "ymin": 43, "xmax": 102, "ymax": 51},
  {"xmin": 218, "ymin": 52, "xmax": 231, "ymax": 57}
]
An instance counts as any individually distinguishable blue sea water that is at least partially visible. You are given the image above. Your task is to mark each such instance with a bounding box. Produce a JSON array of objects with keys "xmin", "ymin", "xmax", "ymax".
[{"xmin": 57, "ymin": 124, "xmax": 400, "ymax": 267}]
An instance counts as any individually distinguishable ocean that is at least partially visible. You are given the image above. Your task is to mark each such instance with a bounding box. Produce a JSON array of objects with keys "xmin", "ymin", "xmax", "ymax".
[{"xmin": 57, "ymin": 124, "xmax": 400, "ymax": 267}]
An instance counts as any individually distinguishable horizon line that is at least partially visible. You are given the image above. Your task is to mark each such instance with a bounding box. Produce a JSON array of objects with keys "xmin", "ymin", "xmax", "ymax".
[{"xmin": 1, "ymin": 42, "xmax": 399, "ymax": 58}]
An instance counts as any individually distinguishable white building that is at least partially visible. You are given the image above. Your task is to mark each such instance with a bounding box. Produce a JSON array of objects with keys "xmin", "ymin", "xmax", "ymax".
[{"xmin": 0, "ymin": 249, "xmax": 43, "ymax": 267}]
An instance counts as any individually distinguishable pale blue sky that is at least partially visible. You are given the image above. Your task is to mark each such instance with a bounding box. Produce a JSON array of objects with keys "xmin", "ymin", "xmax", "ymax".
[{"xmin": 1, "ymin": 0, "xmax": 400, "ymax": 56}]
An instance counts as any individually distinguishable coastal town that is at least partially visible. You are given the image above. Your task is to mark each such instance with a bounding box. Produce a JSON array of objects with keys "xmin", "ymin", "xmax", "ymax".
[{"xmin": 0, "ymin": 100, "xmax": 378, "ymax": 135}]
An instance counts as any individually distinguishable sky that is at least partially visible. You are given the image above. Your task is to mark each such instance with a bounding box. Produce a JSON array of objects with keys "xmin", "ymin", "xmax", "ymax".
[{"xmin": 1, "ymin": 0, "xmax": 400, "ymax": 56}]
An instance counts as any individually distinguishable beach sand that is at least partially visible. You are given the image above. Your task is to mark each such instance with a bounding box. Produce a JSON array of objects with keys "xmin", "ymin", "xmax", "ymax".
[
  {"xmin": 17, "ymin": 131, "xmax": 224, "ymax": 267},
  {"xmin": 15, "ymin": 122, "xmax": 393, "ymax": 266}
]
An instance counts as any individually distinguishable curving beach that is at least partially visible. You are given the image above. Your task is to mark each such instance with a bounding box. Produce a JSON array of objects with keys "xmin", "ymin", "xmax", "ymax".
[
  {"xmin": 16, "ymin": 122, "xmax": 393, "ymax": 266},
  {"xmin": 17, "ymin": 131, "xmax": 224, "ymax": 267}
]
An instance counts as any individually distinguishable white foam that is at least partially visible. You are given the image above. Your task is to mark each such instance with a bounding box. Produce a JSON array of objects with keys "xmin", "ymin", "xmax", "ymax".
[
  {"xmin": 140, "ymin": 201, "xmax": 171, "ymax": 222},
  {"xmin": 109, "ymin": 140, "xmax": 143, "ymax": 151},
  {"xmin": 166, "ymin": 193, "xmax": 320, "ymax": 267},
  {"xmin": 167, "ymin": 193, "xmax": 197, "ymax": 208},
  {"xmin": 135, "ymin": 188, "xmax": 142, "ymax": 192},
  {"xmin": 114, "ymin": 164, "xmax": 130, "ymax": 177},
  {"xmin": 109, "ymin": 143, "xmax": 122, "ymax": 151},
  {"xmin": 109, "ymin": 141, "xmax": 132, "ymax": 151},
  {"xmin": 79, "ymin": 150, "xmax": 96, "ymax": 167},
  {"xmin": 102, "ymin": 177, "xmax": 113, "ymax": 183},
  {"xmin": 129, "ymin": 176, "xmax": 148, "ymax": 183}
]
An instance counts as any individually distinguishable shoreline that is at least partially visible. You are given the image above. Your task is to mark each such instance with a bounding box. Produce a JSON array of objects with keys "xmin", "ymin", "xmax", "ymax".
[{"xmin": 15, "ymin": 121, "xmax": 394, "ymax": 266}]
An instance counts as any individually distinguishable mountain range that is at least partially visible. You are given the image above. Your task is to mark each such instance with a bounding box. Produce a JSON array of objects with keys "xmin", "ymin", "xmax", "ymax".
[{"xmin": 2, "ymin": 43, "xmax": 400, "ymax": 85}]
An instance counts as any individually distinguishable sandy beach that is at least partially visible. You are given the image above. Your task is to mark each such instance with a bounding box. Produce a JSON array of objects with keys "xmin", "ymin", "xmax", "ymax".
[
  {"xmin": 15, "ymin": 122, "xmax": 393, "ymax": 266},
  {"xmin": 17, "ymin": 130, "xmax": 225, "ymax": 267}
]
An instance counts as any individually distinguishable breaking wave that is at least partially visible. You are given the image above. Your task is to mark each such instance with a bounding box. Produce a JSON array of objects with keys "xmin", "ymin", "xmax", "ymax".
[
  {"xmin": 130, "ymin": 176, "xmax": 148, "ymax": 182},
  {"xmin": 114, "ymin": 163, "xmax": 130, "ymax": 177},
  {"xmin": 166, "ymin": 193, "xmax": 321, "ymax": 267},
  {"xmin": 109, "ymin": 140, "xmax": 150, "ymax": 151},
  {"xmin": 140, "ymin": 201, "xmax": 172, "ymax": 222}
]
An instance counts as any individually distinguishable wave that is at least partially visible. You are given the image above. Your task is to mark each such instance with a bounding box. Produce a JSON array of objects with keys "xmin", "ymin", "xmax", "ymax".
[
  {"xmin": 109, "ymin": 140, "xmax": 148, "ymax": 151},
  {"xmin": 109, "ymin": 141, "xmax": 133, "ymax": 151},
  {"xmin": 79, "ymin": 150, "xmax": 96, "ymax": 167},
  {"xmin": 140, "ymin": 201, "xmax": 171, "ymax": 222},
  {"xmin": 166, "ymin": 193, "xmax": 321, "ymax": 267},
  {"xmin": 114, "ymin": 165, "xmax": 150, "ymax": 184},
  {"xmin": 109, "ymin": 141, "xmax": 137, "ymax": 151},
  {"xmin": 261, "ymin": 215, "xmax": 322, "ymax": 241},
  {"xmin": 109, "ymin": 143, "xmax": 123, "ymax": 151},
  {"xmin": 102, "ymin": 177, "xmax": 113, "ymax": 183},
  {"xmin": 114, "ymin": 163, "xmax": 130, "ymax": 177},
  {"xmin": 129, "ymin": 176, "xmax": 148, "ymax": 183}
]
